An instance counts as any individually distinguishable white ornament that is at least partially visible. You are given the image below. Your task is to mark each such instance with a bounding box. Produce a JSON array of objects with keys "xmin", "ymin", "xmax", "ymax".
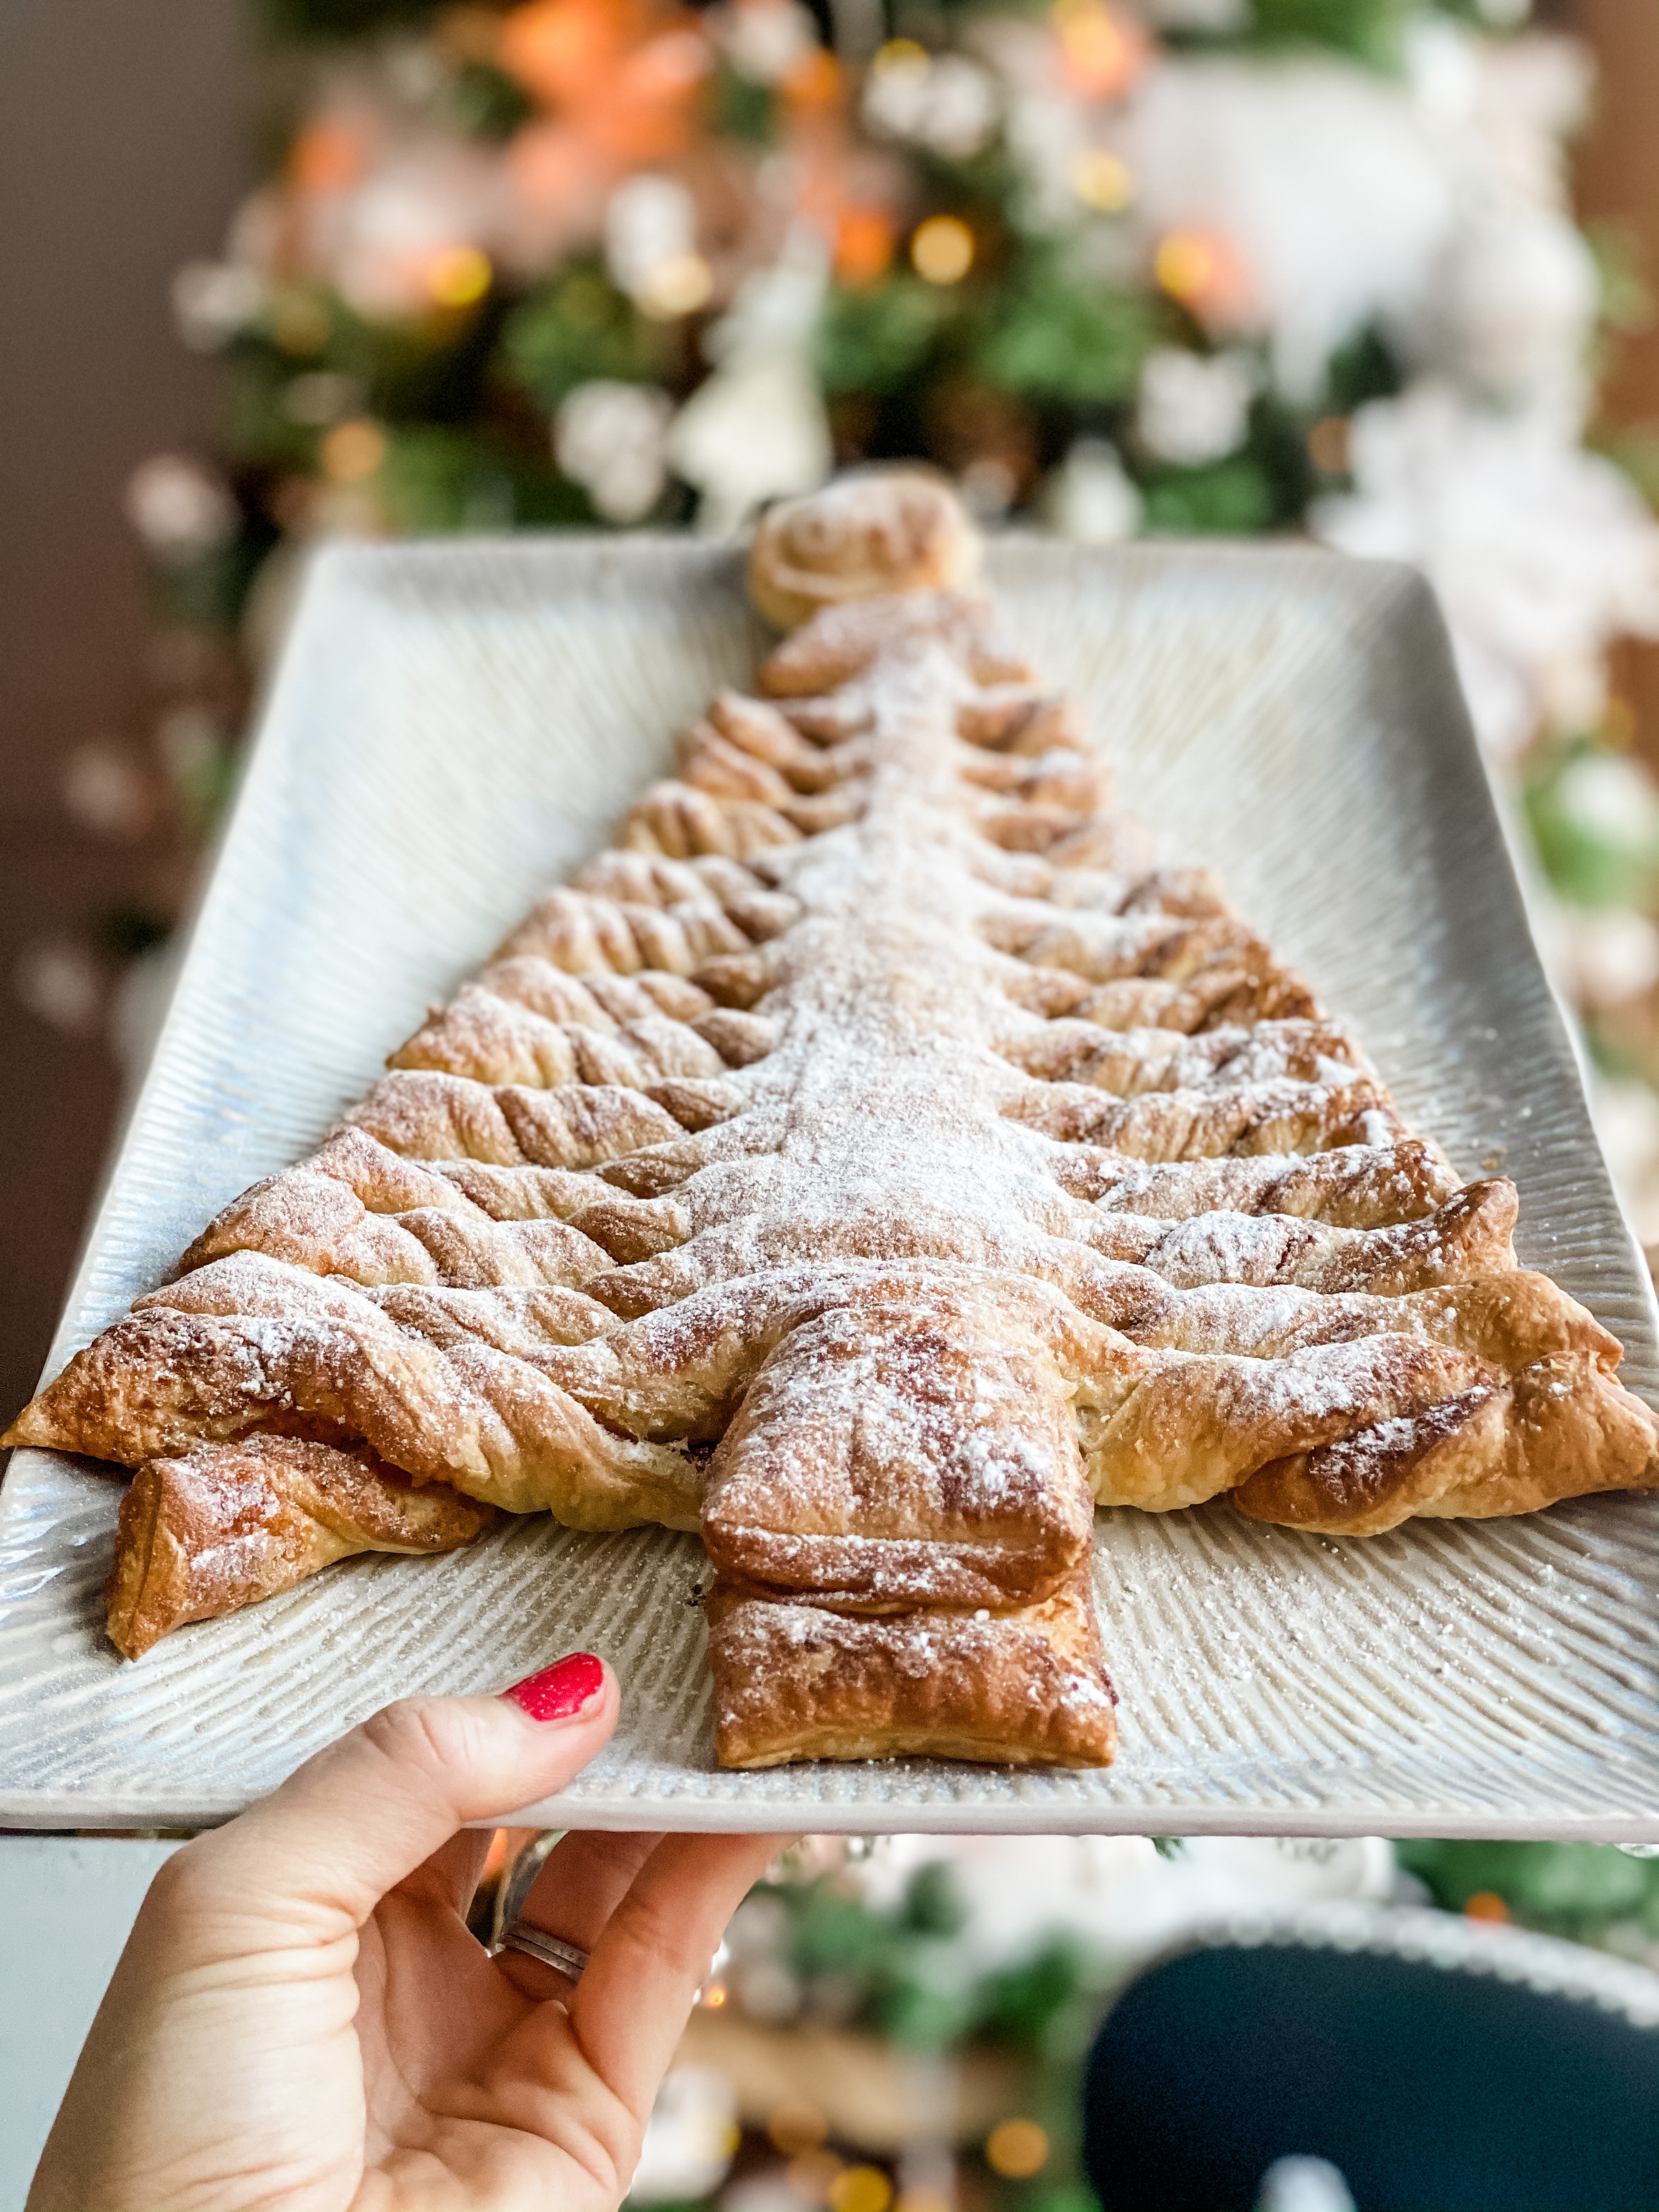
[
  {"xmin": 1002, "ymin": 89, "xmax": 1092, "ymax": 232},
  {"xmin": 1110, "ymin": 54, "xmax": 1459, "ymax": 402},
  {"xmin": 1400, "ymin": 206, "xmax": 1598, "ymax": 411},
  {"xmin": 605, "ymin": 173, "xmax": 698, "ymax": 301},
  {"xmin": 712, "ymin": 0, "xmax": 819, "ymax": 83},
  {"xmin": 667, "ymin": 230, "xmax": 833, "ymax": 537},
  {"xmin": 1256, "ymin": 2155, "xmax": 1358, "ymax": 2212},
  {"xmin": 969, "ymin": 17, "xmax": 1088, "ymax": 232},
  {"xmin": 555, "ymin": 381, "xmax": 675, "ymax": 524},
  {"xmin": 1551, "ymin": 752, "xmax": 1659, "ymax": 853},
  {"xmin": 863, "ymin": 51, "xmax": 1000, "ymax": 163},
  {"xmin": 1460, "ymin": 30, "xmax": 1592, "ymax": 213},
  {"xmin": 1136, "ymin": 347, "xmax": 1256, "ymax": 466},
  {"xmin": 1314, "ymin": 382, "xmax": 1659, "ymax": 759},
  {"xmin": 1042, "ymin": 439, "xmax": 1143, "ymax": 544},
  {"xmin": 629, "ymin": 2068, "xmax": 738, "ymax": 2204},
  {"xmin": 172, "ymin": 259, "xmax": 265, "ymax": 352},
  {"xmin": 124, "ymin": 454, "xmax": 240, "ymax": 558},
  {"xmin": 1558, "ymin": 907, "xmax": 1659, "ymax": 1014}
]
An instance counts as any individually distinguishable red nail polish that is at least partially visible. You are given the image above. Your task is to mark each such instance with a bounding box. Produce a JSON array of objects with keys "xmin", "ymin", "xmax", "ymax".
[{"xmin": 502, "ymin": 1651, "xmax": 606, "ymax": 1722}]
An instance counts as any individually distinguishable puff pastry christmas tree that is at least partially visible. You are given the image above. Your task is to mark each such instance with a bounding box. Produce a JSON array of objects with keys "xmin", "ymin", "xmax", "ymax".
[{"xmin": 11, "ymin": 472, "xmax": 1657, "ymax": 1769}]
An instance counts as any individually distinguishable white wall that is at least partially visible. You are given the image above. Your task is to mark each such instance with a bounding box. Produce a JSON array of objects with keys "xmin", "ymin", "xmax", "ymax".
[{"xmin": 0, "ymin": 1838, "xmax": 181, "ymax": 2210}]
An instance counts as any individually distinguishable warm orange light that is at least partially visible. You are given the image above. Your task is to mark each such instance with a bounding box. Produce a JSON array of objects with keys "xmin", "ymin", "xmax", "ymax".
[
  {"xmin": 623, "ymin": 27, "xmax": 712, "ymax": 106},
  {"xmin": 911, "ymin": 214, "xmax": 974, "ymax": 285},
  {"xmin": 834, "ymin": 206, "xmax": 897, "ymax": 286},
  {"xmin": 636, "ymin": 251, "xmax": 714, "ymax": 317},
  {"xmin": 291, "ymin": 121, "xmax": 367, "ymax": 195},
  {"xmin": 1463, "ymin": 1891, "xmax": 1510, "ymax": 1923},
  {"xmin": 500, "ymin": 0, "xmax": 613, "ymax": 103},
  {"xmin": 699, "ymin": 1977, "xmax": 729, "ymax": 2005},
  {"xmin": 506, "ymin": 119, "xmax": 589, "ymax": 210},
  {"xmin": 1153, "ymin": 225, "xmax": 1252, "ymax": 324},
  {"xmin": 782, "ymin": 44, "xmax": 842, "ymax": 106},
  {"xmin": 427, "ymin": 245, "xmax": 493, "ymax": 307},
  {"xmin": 499, "ymin": 0, "xmax": 710, "ymax": 162},
  {"xmin": 1154, "ymin": 228, "xmax": 1214, "ymax": 299},
  {"xmin": 828, "ymin": 2168, "xmax": 892, "ymax": 2212},
  {"xmin": 320, "ymin": 420, "xmax": 387, "ymax": 483},
  {"xmin": 871, "ymin": 36, "xmax": 928, "ymax": 77},
  {"xmin": 986, "ymin": 2120, "xmax": 1049, "ymax": 2180},
  {"xmin": 1070, "ymin": 146, "xmax": 1134, "ymax": 211},
  {"xmin": 769, "ymin": 2102, "xmax": 830, "ymax": 2156},
  {"xmin": 1052, "ymin": 0, "xmax": 1149, "ymax": 100}
]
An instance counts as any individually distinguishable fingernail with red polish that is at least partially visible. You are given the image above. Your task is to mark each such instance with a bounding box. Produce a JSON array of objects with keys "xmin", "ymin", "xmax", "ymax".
[{"xmin": 503, "ymin": 1651, "xmax": 607, "ymax": 1723}]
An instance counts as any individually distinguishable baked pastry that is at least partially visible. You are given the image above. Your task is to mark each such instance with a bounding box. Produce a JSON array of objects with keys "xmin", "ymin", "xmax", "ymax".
[
  {"xmin": 106, "ymin": 1436, "xmax": 495, "ymax": 1659},
  {"xmin": 9, "ymin": 476, "xmax": 1657, "ymax": 1770},
  {"xmin": 748, "ymin": 468, "xmax": 978, "ymax": 630}
]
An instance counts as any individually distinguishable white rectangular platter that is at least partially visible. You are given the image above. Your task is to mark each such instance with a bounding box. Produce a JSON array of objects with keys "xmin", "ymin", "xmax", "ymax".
[{"xmin": 3, "ymin": 535, "xmax": 1657, "ymax": 1839}]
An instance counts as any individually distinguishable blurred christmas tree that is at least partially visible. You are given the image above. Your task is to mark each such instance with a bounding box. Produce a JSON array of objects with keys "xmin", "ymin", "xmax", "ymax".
[
  {"xmin": 118, "ymin": 0, "xmax": 1659, "ymax": 1199},
  {"xmin": 136, "ymin": 0, "xmax": 1658, "ymax": 653}
]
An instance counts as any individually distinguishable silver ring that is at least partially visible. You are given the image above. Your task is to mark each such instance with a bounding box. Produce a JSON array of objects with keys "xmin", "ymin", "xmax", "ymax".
[{"xmin": 497, "ymin": 1920, "xmax": 590, "ymax": 1983}]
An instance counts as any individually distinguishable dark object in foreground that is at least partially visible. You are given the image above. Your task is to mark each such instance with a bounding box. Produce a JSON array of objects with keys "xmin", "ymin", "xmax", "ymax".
[{"xmin": 1082, "ymin": 1915, "xmax": 1659, "ymax": 2212}]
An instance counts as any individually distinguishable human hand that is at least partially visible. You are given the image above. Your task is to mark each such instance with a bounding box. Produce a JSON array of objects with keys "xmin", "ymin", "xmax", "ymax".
[{"xmin": 29, "ymin": 1654, "xmax": 786, "ymax": 2212}]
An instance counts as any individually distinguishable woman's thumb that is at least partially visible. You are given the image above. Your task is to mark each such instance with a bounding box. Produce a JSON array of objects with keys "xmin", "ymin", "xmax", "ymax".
[{"xmin": 170, "ymin": 1653, "xmax": 617, "ymax": 1933}]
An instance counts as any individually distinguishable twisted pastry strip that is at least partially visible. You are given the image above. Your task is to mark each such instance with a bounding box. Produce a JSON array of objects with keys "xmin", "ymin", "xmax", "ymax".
[{"xmin": 106, "ymin": 1435, "xmax": 494, "ymax": 1660}]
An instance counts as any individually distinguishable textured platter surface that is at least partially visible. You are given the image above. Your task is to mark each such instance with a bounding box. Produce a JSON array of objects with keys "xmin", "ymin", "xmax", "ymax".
[{"xmin": 2, "ymin": 536, "xmax": 1656, "ymax": 1838}]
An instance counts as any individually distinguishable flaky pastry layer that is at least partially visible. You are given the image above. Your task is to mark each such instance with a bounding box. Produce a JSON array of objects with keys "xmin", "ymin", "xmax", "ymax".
[{"xmin": 706, "ymin": 1572, "xmax": 1115, "ymax": 1770}]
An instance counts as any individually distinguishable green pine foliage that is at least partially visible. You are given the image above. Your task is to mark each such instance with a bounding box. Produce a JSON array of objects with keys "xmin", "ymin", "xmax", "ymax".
[
  {"xmin": 817, "ymin": 277, "xmax": 954, "ymax": 398},
  {"xmin": 375, "ymin": 424, "xmax": 584, "ymax": 531},
  {"xmin": 1241, "ymin": 0, "xmax": 1420, "ymax": 69},
  {"xmin": 443, "ymin": 60, "xmax": 537, "ymax": 140},
  {"xmin": 503, "ymin": 259, "xmax": 669, "ymax": 410},
  {"xmin": 1138, "ymin": 454, "xmax": 1276, "ymax": 535},
  {"xmin": 973, "ymin": 260, "xmax": 1160, "ymax": 409},
  {"xmin": 1397, "ymin": 1839, "xmax": 1659, "ymax": 1945},
  {"xmin": 771, "ymin": 1866, "xmax": 1106, "ymax": 2056},
  {"xmin": 711, "ymin": 59, "xmax": 777, "ymax": 146},
  {"xmin": 1524, "ymin": 739, "xmax": 1659, "ymax": 910}
]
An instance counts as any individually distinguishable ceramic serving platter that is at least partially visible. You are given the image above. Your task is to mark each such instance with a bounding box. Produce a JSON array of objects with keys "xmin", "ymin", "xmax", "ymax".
[{"xmin": 2, "ymin": 535, "xmax": 1656, "ymax": 1839}]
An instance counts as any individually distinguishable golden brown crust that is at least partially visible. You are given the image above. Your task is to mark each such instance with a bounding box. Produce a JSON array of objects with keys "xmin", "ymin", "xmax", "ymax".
[
  {"xmin": 1082, "ymin": 1178, "xmax": 1517, "ymax": 1299},
  {"xmin": 748, "ymin": 470, "xmax": 980, "ymax": 632},
  {"xmin": 104, "ymin": 1436, "xmax": 494, "ymax": 1660},
  {"xmin": 1005, "ymin": 1073, "xmax": 1404, "ymax": 1160},
  {"xmin": 1233, "ymin": 1350, "xmax": 1659, "ymax": 1534},
  {"xmin": 1053, "ymin": 1137, "xmax": 1460, "ymax": 1227},
  {"xmin": 12, "ymin": 1255, "xmax": 702, "ymax": 1528},
  {"xmin": 701, "ymin": 1284, "xmax": 1095, "ymax": 1610},
  {"xmin": 706, "ymin": 1569, "xmax": 1115, "ymax": 1769}
]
